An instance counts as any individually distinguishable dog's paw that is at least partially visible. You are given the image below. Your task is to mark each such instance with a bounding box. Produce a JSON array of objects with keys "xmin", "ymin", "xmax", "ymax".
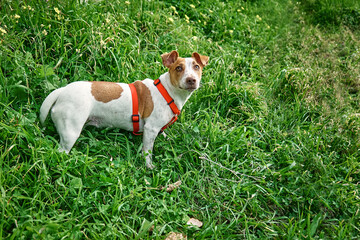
[
  {"xmin": 146, "ymin": 162, "xmax": 156, "ymax": 169},
  {"xmin": 58, "ymin": 147, "xmax": 70, "ymax": 154}
]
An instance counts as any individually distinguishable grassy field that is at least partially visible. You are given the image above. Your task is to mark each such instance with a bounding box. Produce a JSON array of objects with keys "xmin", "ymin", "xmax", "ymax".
[{"xmin": 1, "ymin": 0, "xmax": 360, "ymax": 238}]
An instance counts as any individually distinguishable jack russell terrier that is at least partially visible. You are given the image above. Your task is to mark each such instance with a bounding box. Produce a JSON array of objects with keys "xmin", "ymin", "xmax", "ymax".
[{"xmin": 40, "ymin": 50, "xmax": 209, "ymax": 169}]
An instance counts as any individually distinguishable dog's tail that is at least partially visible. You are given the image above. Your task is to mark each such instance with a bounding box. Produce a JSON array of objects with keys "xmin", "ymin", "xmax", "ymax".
[{"xmin": 39, "ymin": 87, "xmax": 64, "ymax": 125}]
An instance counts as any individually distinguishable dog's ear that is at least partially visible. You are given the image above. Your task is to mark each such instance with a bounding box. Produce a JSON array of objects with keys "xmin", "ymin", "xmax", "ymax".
[
  {"xmin": 161, "ymin": 50, "xmax": 179, "ymax": 68},
  {"xmin": 192, "ymin": 52, "xmax": 209, "ymax": 68}
]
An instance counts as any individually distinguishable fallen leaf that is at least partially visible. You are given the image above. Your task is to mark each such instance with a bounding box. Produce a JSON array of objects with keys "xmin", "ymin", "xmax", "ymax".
[
  {"xmin": 187, "ymin": 218, "xmax": 203, "ymax": 228},
  {"xmin": 165, "ymin": 232, "xmax": 187, "ymax": 240},
  {"xmin": 166, "ymin": 180, "xmax": 182, "ymax": 192},
  {"xmin": 149, "ymin": 225, "xmax": 154, "ymax": 232}
]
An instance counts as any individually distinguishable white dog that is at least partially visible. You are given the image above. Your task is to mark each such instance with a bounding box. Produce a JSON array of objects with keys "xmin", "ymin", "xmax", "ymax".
[{"xmin": 40, "ymin": 50, "xmax": 209, "ymax": 169}]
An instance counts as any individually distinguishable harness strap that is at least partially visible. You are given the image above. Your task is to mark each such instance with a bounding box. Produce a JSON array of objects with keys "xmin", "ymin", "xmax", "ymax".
[
  {"xmin": 154, "ymin": 79, "xmax": 180, "ymax": 132},
  {"xmin": 154, "ymin": 79, "xmax": 181, "ymax": 116},
  {"xmin": 161, "ymin": 115, "xmax": 178, "ymax": 132},
  {"xmin": 129, "ymin": 79, "xmax": 180, "ymax": 135},
  {"xmin": 129, "ymin": 83, "xmax": 141, "ymax": 135}
]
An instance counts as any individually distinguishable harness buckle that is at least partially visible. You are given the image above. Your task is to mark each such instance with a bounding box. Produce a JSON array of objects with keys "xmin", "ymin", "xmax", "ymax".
[
  {"xmin": 154, "ymin": 79, "xmax": 161, "ymax": 86},
  {"xmin": 131, "ymin": 114, "xmax": 140, "ymax": 123}
]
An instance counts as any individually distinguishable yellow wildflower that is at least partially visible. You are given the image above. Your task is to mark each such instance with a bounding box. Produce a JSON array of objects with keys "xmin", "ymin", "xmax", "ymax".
[
  {"xmin": 190, "ymin": 4, "xmax": 195, "ymax": 9},
  {"xmin": 42, "ymin": 29, "xmax": 48, "ymax": 36},
  {"xmin": 229, "ymin": 30, "xmax": 234, "ymax": 34},
  {"xmin": 168, "ymin": 17, "xmax": 174, "ymax": 23},
  {"xmin": 54, "ymin": 7, "xmax": 61, "ymax": 14},
  {"xmin": 184, "ymin": 14, "xmax": 190, "ymax": 23},
  {"xmin": 125, "ymin": 1, "xmax": 130, "ymax": 5},
  {"xmin": 0, "ymin": 27, "xmax": 7, "ymax": 34},
  {"xmin": 171, "ymin": 6, "xmax": 176, "ymax": 11},
  {"xmin": 256, "ymin": 15, "xmax": 262, "ymax": 21},
  {"xmin": 14, "ymin": 14, "xmax": 20, "ymax": 19}
]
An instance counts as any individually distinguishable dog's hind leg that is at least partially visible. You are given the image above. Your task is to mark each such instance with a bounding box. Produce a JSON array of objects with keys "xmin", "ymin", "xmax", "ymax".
[{"xmin": 51, "ymin": 104, "xmax": 90, "ymax": 153}]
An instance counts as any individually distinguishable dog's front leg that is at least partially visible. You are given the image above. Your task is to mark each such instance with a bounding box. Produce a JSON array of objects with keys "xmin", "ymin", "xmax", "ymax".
[{"xmin": 142, "ymin": 126, "xmax": 161, "ymax": 169}]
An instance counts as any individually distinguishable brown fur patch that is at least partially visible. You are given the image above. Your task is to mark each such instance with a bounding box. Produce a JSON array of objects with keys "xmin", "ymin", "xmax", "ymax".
[
  {"xmin": 192, "ymin": 52, "xmax": 209, "ymax": 68},
  {"xmin": 169, "ymin": 58, "xmax": 186, "ymax": 87},
  {"xmin": 161, "ymin": 51, "xmax": 179, "ymax": 68},
  {"xmin": 91, "ymin": 81, "xmax": 123, "ymax": 103},
  {"xmin": 133, "ymin": 81, "xmax": 154, "ymax": 119}
]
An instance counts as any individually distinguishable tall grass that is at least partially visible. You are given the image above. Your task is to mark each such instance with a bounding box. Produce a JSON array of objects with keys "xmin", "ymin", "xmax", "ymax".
[{"xmin": 1, "ymin": 0, "xmax": 359, "ymax": 238}]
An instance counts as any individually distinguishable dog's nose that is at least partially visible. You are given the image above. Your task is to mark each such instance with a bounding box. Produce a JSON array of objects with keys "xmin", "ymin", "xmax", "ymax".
[{"xmin": 186, "ymin": 77, "xmax": 196, "ymax": 85}]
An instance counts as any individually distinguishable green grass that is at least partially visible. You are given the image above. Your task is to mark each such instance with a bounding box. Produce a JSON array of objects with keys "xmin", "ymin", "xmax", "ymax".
[{"xmin": 1, "ymin": 0, "xmax": 360, "ymax": 238}]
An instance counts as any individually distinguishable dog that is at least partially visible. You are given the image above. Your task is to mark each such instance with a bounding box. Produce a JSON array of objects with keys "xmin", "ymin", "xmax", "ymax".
[{"xmin": 40, "ymin": 50, "xmax": 209, "ymax": 169}]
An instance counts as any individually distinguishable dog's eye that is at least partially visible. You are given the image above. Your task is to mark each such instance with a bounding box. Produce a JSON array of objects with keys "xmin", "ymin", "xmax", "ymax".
[
  {"xmin": 194, "ymin": 65, "xmax": 200, "ymax": 70},
  {"xmin": 176, "ymin": 66, "xmax": 183, "ymax": 71}
]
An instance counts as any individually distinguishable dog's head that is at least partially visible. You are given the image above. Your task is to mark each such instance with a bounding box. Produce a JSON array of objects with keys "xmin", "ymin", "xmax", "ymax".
[{"xmin": 161, "ymin": 50, "xmax": 209, "ymax": 92}]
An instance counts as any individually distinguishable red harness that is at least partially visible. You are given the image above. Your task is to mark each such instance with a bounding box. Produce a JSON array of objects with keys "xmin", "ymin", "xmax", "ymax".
[{"xmin": 129, "ymin": 79, "xmax": 180, "ymax": 135}]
